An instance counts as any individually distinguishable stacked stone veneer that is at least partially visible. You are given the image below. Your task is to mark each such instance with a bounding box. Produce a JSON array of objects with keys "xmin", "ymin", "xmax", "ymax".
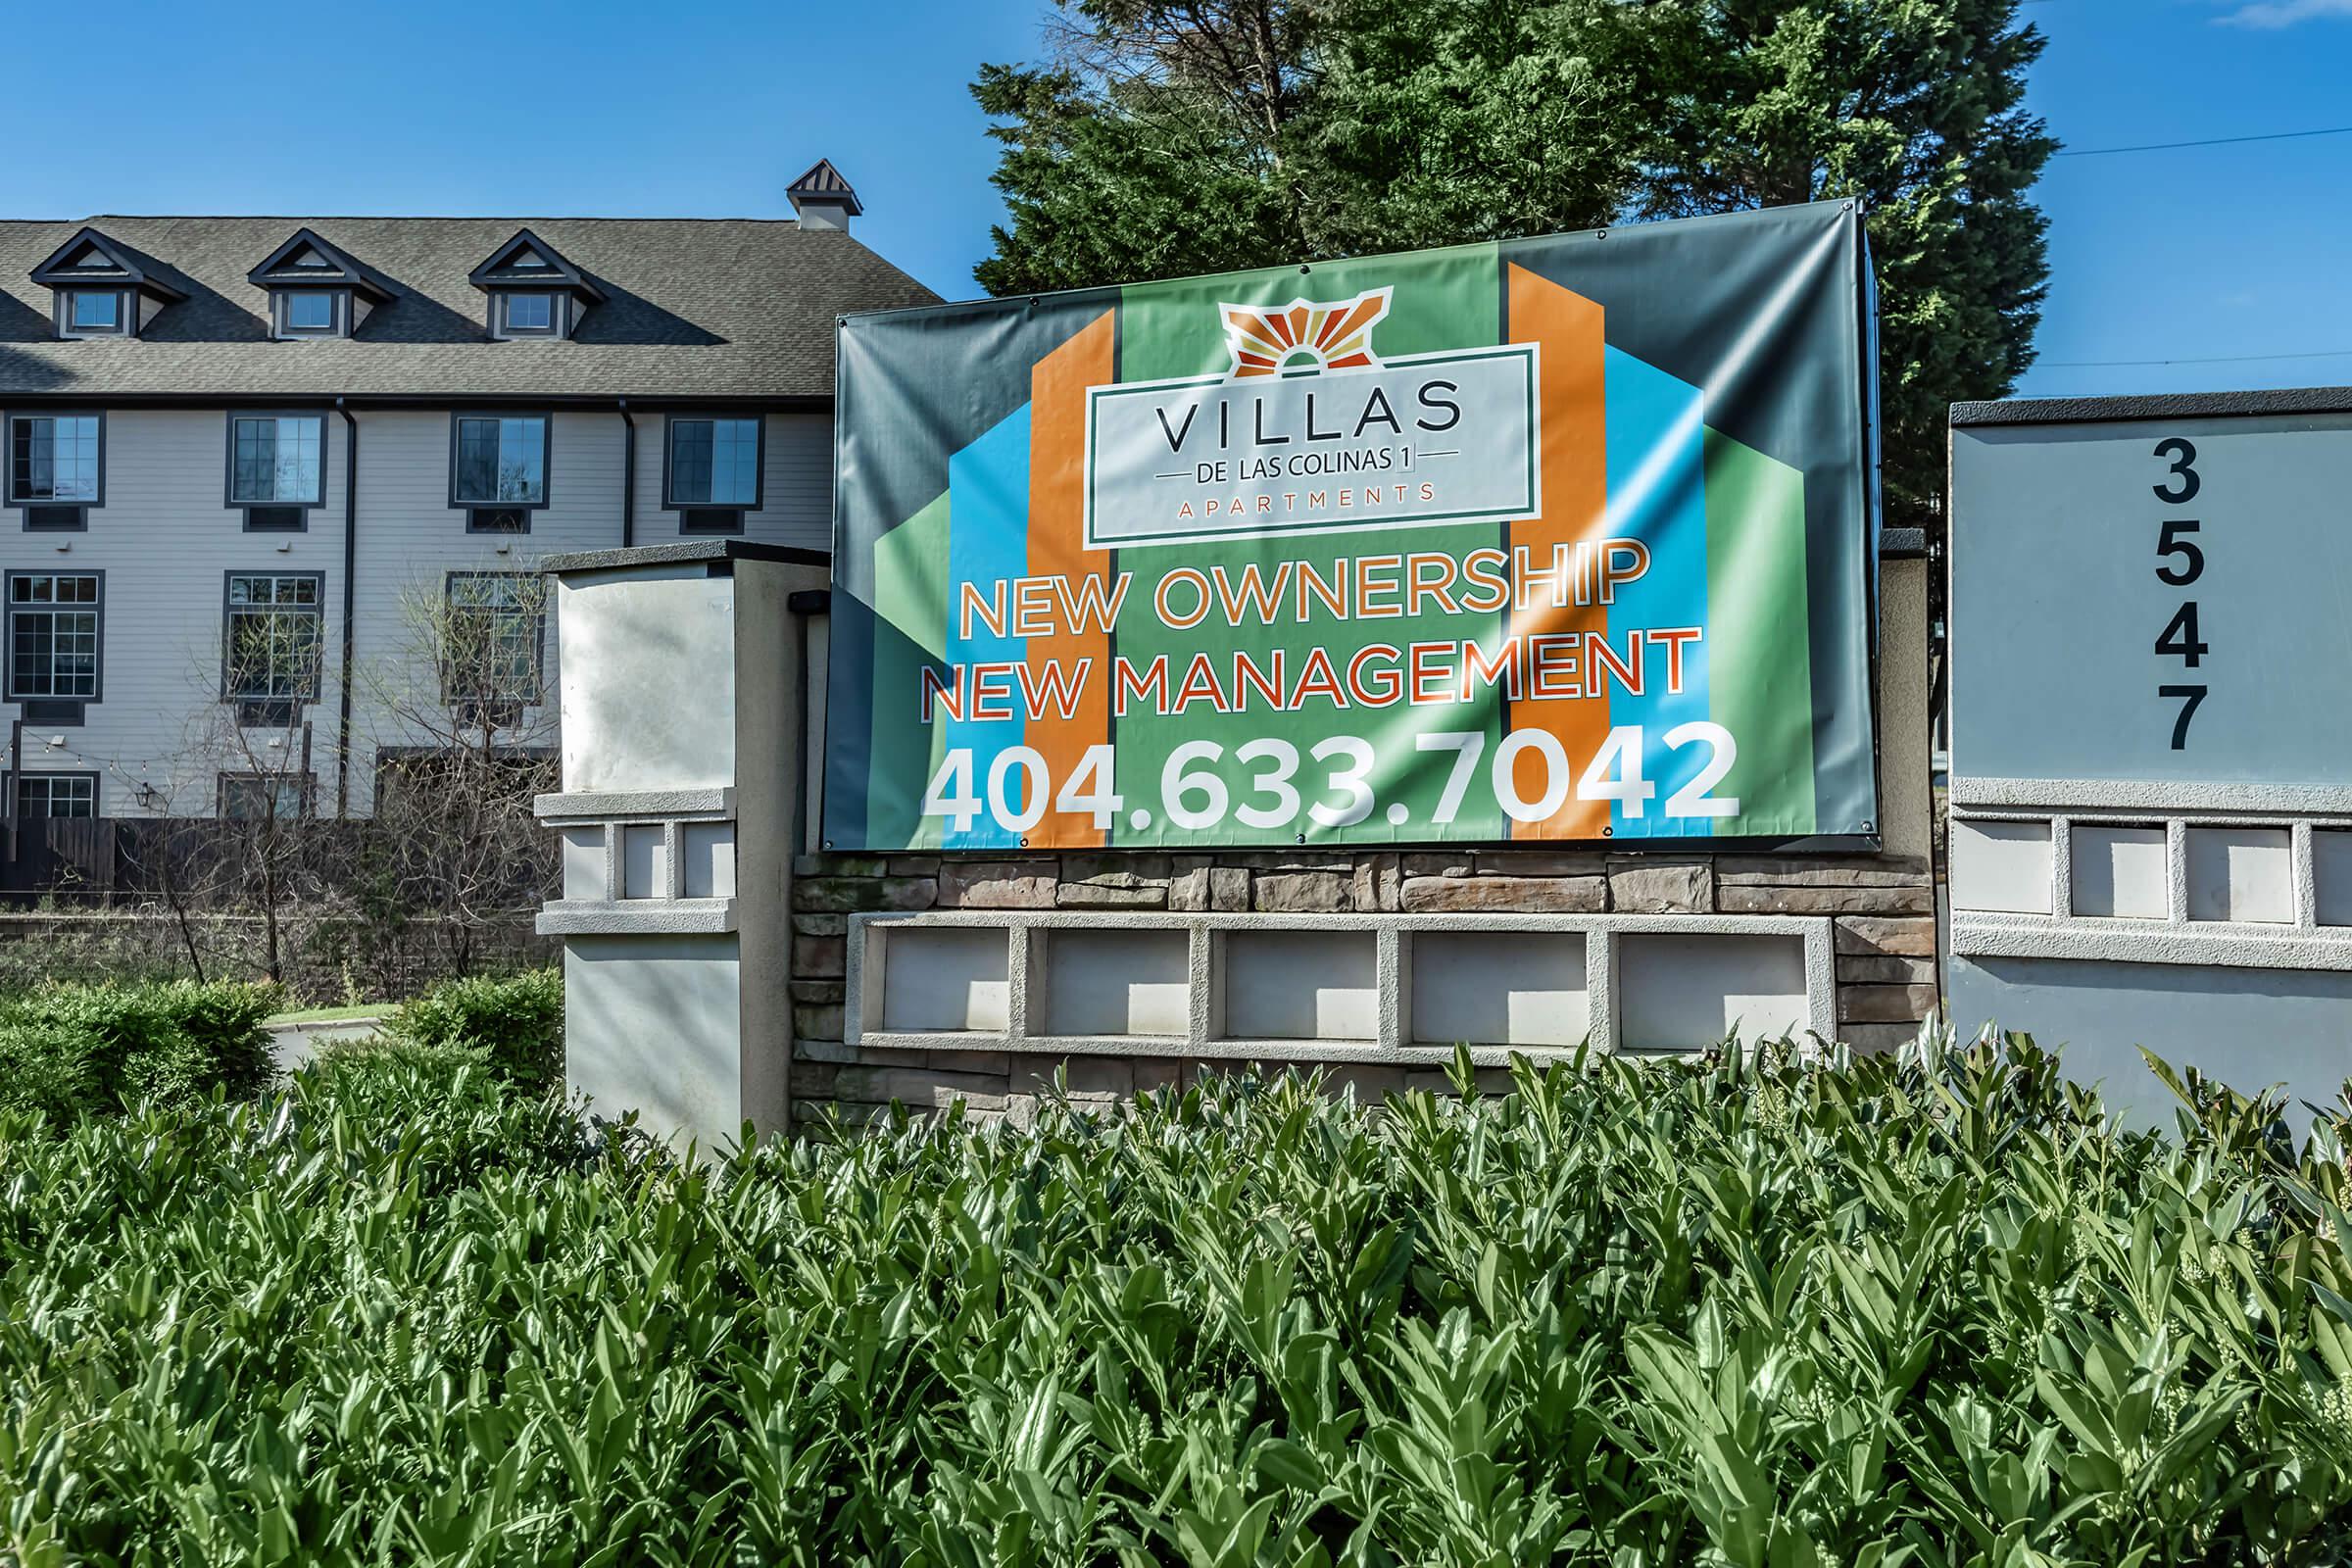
[{"xmin": 786, "ymin": 847, "xmax": 1936, "ymax": 1127}]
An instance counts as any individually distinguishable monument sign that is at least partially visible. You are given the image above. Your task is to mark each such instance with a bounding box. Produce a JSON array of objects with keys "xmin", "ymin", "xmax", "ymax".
[{"xmin": 1948, "ymin": 390, "xmax": 2352, "ymax": 1122}]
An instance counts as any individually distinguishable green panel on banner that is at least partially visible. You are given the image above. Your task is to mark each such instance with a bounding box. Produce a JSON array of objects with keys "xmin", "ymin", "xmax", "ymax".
[{"xmin": 1703, "ymin": 428, "xmax": 1816, "ymax": 837}]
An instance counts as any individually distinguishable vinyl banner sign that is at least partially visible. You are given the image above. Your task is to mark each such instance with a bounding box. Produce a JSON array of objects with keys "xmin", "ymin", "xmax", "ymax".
[{"xmin": 824, "ymin": 202, "xmax": 1879, "ymax": 852}]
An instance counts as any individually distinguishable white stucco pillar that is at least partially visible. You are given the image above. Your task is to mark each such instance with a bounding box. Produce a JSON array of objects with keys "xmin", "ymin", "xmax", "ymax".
[{"xmin": 534, "ymin": 540, "xmax": 827, "ymax": 1152}]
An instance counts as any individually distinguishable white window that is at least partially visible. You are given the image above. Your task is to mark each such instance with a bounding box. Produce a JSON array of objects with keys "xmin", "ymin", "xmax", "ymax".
[
  {"xmin": 229, "ymin": 416, "xmax": 325, "ymax": 506},
  {"xmin": 8, "ymin": 416, "xmax": 101, "ymax": 504}
]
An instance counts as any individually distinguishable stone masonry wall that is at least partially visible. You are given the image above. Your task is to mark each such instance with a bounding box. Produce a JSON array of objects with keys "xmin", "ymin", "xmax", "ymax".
[{"xmin": 785, "ymin": 847, "xmax": 1936, "ymax": 1130}]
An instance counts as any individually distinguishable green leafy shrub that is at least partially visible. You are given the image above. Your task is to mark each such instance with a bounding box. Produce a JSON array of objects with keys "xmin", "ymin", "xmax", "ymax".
[
  {"xmin": 0, "ymin": 1017, "xmax": 94, "ymax": 1123},
  {"xmin": 8, "ymin": 1033, "xmax": 2352, "ymax": 1564},
  {"xmin": 384, "ymin": 966, "xmax": 564, "ymax": 1090},
  {"xmin": 0, "ymin": 977, "xmax": 279, "ymax": 1120}
]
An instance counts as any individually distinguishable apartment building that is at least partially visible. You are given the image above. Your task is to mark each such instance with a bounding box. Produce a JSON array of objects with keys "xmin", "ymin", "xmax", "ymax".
[{"xmin": 0, "ymin": 161, "xmax": 932, "ymax": 837}]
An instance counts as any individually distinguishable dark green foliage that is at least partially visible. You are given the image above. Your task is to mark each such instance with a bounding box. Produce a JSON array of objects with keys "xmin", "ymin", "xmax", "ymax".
[
  {"xmin": 1306, "ymin": 0, "xmax": 1651, "ymax": 254},
  {"xmin": 1631, "ymin": 0, "xmax": 2054, "ymax": 528},
  {"xmin": 973, "ymin": 0, "xmax": 2052, "ymax": 529},
  {"xmin": 384, "ymin": 966, "xmax": 564, "ymax": 1091},
  {"xmin": 11, "ymin": 1036, "xmax": 2352, "ymax": 1562},
  {"xmin": 971, "ymin": 53, "xmax": 1307, "ymax": 294},
  {"xmin": 0, "ymin": 978, "xmax": 279, "ymax": 1122},
  {"xmin": 972, "ymin": 0, "xmax": 1646, "ymax": 296}
]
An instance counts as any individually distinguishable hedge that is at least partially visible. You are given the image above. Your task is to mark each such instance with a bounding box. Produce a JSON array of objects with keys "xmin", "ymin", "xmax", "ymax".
[
  {"xmin": 384, "ymin": 967, "xmax": 564, "ymax": 1090},
  {"xmin": 0, "ymin": 968, "xmax": 562, "ymax": 1126},
  {"xmin": 0, "ymin": 978, "xmax": 278, "ymax": 1122},
  {"xmin": 6, "ymin": 1036, "xmax": 2352, "ymax": 1564}
]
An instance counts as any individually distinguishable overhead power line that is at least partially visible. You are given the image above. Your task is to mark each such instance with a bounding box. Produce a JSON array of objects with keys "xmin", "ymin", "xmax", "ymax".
[
  {"xmin": 2056, "ymin": 124, "xmax": 2352, "ymax": 158},
  {"xmin": 2039, "ymin": 348, "xmax": 2352, "ymax": 369},
  {"xmin": 1962, "ymin": 6, "xmax": 2352, "ymax": 159}
]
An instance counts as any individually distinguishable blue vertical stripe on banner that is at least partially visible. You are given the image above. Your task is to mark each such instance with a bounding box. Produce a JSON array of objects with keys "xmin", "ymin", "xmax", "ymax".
[
  {"xmin": 1600, "ymin": 347, "xmax": 1712, "ymax": 838},
  {"xmin": 822, "ymin": 592, "xmax": 876, "ymax": 848},
  {"xmin": 939, "ymin": 405, "xmax": 1033, "ymax": 850}
]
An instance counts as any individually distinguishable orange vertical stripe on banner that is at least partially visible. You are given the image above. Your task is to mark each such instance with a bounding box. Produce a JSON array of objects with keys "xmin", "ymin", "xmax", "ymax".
[
  {"xmin": 1026, "ymin": 309, "xmax": 1119, "ymax": 847},
  {"xmin": 1504, "ymin": 264, "xmax": 1611, "ymax": 840}
]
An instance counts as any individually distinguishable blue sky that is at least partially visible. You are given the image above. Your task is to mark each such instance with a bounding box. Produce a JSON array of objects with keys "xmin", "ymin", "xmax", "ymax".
[
  {"xmin": 2018, "ymin": 0, "xmax": 2352, "ymax": 396},
  {"xmin": 0, "ymin": 0, "xmax": 2345, "ymax": 401}
]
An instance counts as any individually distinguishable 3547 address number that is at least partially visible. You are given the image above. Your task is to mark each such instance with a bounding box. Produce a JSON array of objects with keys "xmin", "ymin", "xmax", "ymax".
[{"xmin": 2150, "ymin": 436, "xmax": 2206, "ymax": 751}]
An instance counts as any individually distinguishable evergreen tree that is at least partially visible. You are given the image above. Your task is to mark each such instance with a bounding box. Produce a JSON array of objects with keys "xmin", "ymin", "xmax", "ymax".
[
  {"xmin": 1301, "ymin": 0, "xmax": 1652, "ymax": 254},
  {"xmin": 972, "ymin": 0, "xmax": 1648, "ymax": 293},
  {"xmin": 1634, "ymin": 1, "xmax": 2054, "ymax": 524},
  {"xmin": 971, "ymin": 0, "xmax": 1324, "ymax": 295},
  {"xmin": 972, "ymin": 0, "xmax": 2054, "ymax": 529}
]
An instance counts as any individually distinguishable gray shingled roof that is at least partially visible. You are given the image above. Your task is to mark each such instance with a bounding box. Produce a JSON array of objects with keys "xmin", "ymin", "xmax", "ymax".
[{"xmin": 0, "ymin": 215, "xmax": 939, "ymax": 401}]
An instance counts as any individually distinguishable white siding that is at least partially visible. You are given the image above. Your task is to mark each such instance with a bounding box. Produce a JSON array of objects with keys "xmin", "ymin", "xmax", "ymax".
[
  {"xmin": 3, "ymin": 404, "xmax": 836, "ymax": 817},
  {"xmin": 631, "ymin": 412, "xmax": 834, "ymax": 552},
  {"xmin": 5, "ymin": 408, "xmax": 351, "ymax": 817}
]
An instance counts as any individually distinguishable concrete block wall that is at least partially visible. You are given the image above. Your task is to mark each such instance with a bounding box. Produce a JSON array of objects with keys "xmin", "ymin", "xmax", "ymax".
[{"xmin": 783, "ymin": 845, "xmax": 1936, "ymax": 1130}]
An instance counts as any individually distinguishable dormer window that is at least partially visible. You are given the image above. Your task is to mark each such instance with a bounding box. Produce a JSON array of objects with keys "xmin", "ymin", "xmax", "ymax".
[
  {"xmin": 68, "ymin": 291, "xmax": 123, "ymax": 334},
  {"xmin": 246, "ymin": 228, "xmax": 394, "ymax": 342},
  {"xmin": 284, "ymin": 293, "xmax": 336, "ymax": 333},
  {"xmin": 499, "ymin": 291, "xmax": 557, "ymax": 336},
  {"xmin": 28, "ymin": 227, "xmax": 188, "ymax": 340},
  {"xmin": 469, "ymin": 229, "xmax": 603, "ymax": 342}
]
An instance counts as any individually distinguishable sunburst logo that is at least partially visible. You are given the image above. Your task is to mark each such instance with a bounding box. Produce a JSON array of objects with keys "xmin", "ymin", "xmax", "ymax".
[{"xmin": 1219, "ymin": 286, "xmax": 1393, "ymax": 378}]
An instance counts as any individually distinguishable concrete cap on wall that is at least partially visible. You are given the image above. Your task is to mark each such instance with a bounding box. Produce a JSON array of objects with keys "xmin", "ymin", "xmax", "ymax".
[
  {"xmin": 1951, "ymin": 386, "xmax": 2352, "ymax": 426},
  {"xmin": 540, "ymin": 538, "xmax": 831, "ymax": 576}
]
